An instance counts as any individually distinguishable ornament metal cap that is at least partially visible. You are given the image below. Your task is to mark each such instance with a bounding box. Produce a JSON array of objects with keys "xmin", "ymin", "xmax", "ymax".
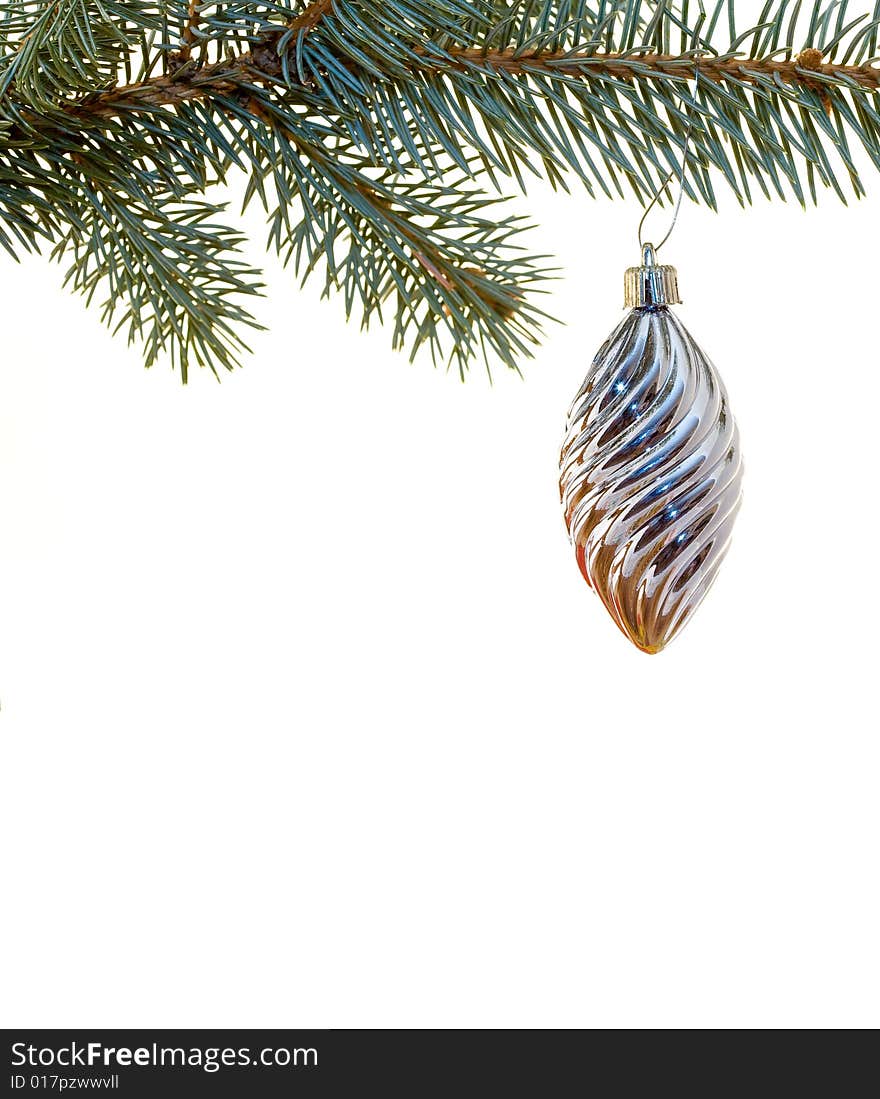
[{"xmin": 624, "ymin": 242, "xmax": 681, "ymax": 308}]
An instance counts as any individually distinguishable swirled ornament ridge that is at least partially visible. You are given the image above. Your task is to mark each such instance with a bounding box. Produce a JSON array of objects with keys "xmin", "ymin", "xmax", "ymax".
[{"xmin": 560, "ymin": 305, "xmax": 743, "ymax": 653}]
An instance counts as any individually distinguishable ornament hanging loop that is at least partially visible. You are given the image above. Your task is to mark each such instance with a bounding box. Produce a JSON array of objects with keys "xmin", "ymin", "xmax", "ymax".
[
  {"xmin": 637, "ymin": 117, "xmax": 693, "ymax": 254},
  {"xmin": 637, "ymin": 62, "xmax": 699, "ymax": 254}
]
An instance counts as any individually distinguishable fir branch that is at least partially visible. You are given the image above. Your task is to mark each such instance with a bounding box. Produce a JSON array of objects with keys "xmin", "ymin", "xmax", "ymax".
[
  {"xmin": 0, "ymin": 2, "xmax": 162, "ymax": 105},
  {"xmin": 416, "ymin": 48, "xmax": 880, "ymax": 91},
  {"xmin": 2, "ymin": 1, "xmax": 880, "ymax": 379},
  {"xmin": 227, "ymin": 90, "xmax": 553, "ymax": 373},
  {"xmin": 42, "ymin": 48, "xmax": 880, "ymax": 118},
  {"xmin": 50, "ymin": 182, "xmax": 264, "ymax": 381},
  {"xmin": 175, "ymin": 1, "xmax": 204, "ymax": 66}
]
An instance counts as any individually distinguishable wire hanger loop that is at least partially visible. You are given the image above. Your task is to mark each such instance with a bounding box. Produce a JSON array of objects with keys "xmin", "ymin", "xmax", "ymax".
[{"xmin": 637, "ymin": 62, "xmax": 700, "ymax": 254}]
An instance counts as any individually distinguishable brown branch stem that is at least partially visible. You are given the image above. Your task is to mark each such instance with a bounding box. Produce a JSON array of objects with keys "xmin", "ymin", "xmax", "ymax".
[
  {"xmin": 287, "ymin": 0, "xmax": 334, "ymax": 37},
  {"xmin": 49, "ymin": 46, "xmax": 880, "ymax": 125},
  {"xmin": 426, "ymin": 47, "xmax": 880, "ymax": 90},
  {"xmin": 175, "ymin": 0, "xmax": 203, "ymax": 65}
]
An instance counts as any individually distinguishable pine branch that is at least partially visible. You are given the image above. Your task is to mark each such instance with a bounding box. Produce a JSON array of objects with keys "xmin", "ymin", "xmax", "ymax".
[
  {"xmin": 2, "ymin": 1, "xmax": 880, "ymax": 379},
  {"xmin": 174, "ymin": 1, "xmax": 204, "ymax": 66},
  {"xmin": 53, "ymin": 190, "xmax": 264, "ymax": 382},
  {"xmin": 287, "ymin": 0, "xmax": 333, "ymax": 36},
  {"xmin": 422, "ymin": 48, "xmax": 880, "ymax": 90},
  {"xmin": 42, "ymin": 47, "xmax": 880, "ymax": 118},
  {"xmin": 227, "ymin": 90, "xmax": 553, "ymax": 374}
]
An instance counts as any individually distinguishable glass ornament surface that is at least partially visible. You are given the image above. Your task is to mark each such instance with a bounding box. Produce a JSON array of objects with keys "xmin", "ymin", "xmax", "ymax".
[{"xmin": 559, "ymin": 267, "xmax": 743, "ymax": 654}]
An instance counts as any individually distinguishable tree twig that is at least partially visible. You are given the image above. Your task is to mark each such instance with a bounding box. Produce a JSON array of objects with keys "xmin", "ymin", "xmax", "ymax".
[
  {"xmin": 175, "ymin": 0, "xmax": 202, "ymax": 66},
  {"xmin": 63, "ymin": 47, "xmax": 879, "ymax": 123},
  {"xmin": 424, "ymin": 46, "xmax": 880, "ymax": 90},
  {"xmin": 287, "ymin": 0, "xmax": 334, "ymax": 37}
]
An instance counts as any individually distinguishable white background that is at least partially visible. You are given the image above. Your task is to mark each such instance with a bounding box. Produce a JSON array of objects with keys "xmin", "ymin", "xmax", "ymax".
[{"xmin": 2, "ymin": 42, "xmax": 879, "ymax": 1027}]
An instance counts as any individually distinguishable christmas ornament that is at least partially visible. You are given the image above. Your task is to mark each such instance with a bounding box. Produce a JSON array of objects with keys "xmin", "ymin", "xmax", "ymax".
[{"xmin": 559, "ymin": 243, "xmax": 743, "ymax": 653}]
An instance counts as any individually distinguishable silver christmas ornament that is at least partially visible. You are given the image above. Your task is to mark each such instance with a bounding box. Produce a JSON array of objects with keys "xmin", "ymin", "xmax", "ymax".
[{"xmin": 559, "ymin": 244, "xmax": 743, "ymax": 653}]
